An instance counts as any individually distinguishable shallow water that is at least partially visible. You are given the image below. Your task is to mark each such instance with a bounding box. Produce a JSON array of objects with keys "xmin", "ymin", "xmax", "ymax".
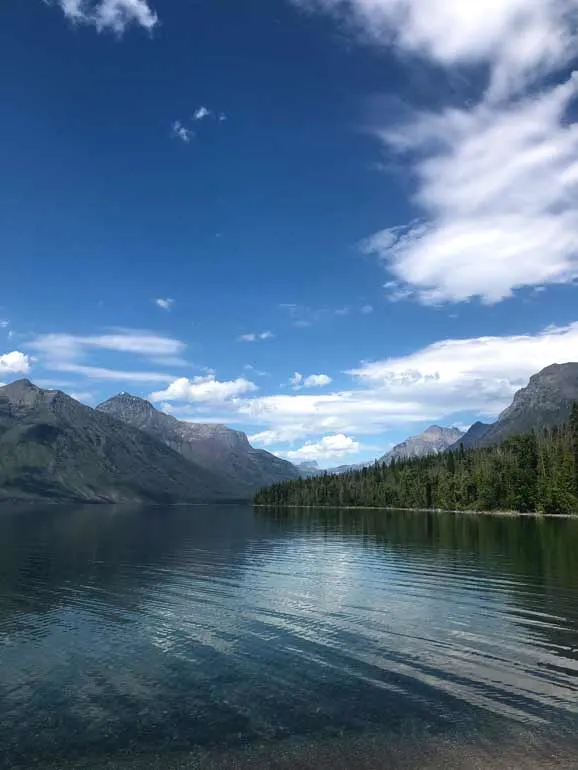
[{"xmin": 1, "ymin": 504, "xmax": 578, "ymax": 768}]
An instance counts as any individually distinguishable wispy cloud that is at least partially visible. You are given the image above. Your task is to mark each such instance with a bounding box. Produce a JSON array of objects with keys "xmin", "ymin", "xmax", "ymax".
[
  {"xmin": 297, "ymin": 0, "xmax": 577, "ymax": 99},
  {"xmin": 155, "ymin": 298, "xmax": 175, "ymax": 311},
  {"xmin": 172, "ymin": 121, "xmax": 192, "ymax": 143},
  {"xmin": 238, "ymin": 331, "xmax": 275, "ymax": 342},
  {"xmin": 68, "ymin": 391, "xmax": 95, "ymax": 404},
  {"xmin": 170, "ymin": 108, "xmax": 227, "ymax": 144},
  {"xmin": 290, "ymin": 372, "xmax": 303, "ymax": 388},
  {"xmin": 0, "ymin": 351, "xmax": 31, "ymax": 375},
  {"xmin": 279, "ymin": 302, "xmax": 370, "ymax": 326},
  {"xmin": 29, "ymin": 330, "xmax": 185, "ymax": 359},
  {"xmin": 290, "ymin": 372, "xmax": 333, "ymax": 389},
  {"xmin": 366, "ymin": 75, "xmax": 578, "ymax": 304},
  {"xmin": 193, "ymin": 106, "xmax": 212, "ymax": 121},
  {"xmin": 297, "ymin": 0, "xmax": 578, "ymax": 305},
  {"xmin": 27, "ymin": 329, "xmax": 186, "ymax": 383},
  {"xmin": 54, "ymin": 362, "xmax": 174, "ymax": 383},
  {"xmin": 192, "ymin": 106, "xmax": 227, "ymax": 122},
  {"xmin": 56, "ymin": 0, "xmax": 158, "ymax": 34},
  {"xmin": 0, "ymin": 320, "xmax": 9, "ymax": 329},
  {"xmin": 244, "ymin": 364, "xmax": 269, "ymax": 377}
]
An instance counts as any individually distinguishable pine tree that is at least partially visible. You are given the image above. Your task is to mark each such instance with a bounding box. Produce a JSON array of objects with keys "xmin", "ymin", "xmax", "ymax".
[
  {"xmin": 571, "ymin": 402, "xmax": 578, "ymax": 497},
  {"xmin": 254, "ymin": 414, "xmax": 578, "ymax": 515}
]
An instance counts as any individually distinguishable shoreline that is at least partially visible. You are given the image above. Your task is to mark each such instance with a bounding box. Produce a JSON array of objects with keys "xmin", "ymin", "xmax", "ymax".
[{"xmin": 253, "ymin": 503, "xmax": 578, "ymax": 519}]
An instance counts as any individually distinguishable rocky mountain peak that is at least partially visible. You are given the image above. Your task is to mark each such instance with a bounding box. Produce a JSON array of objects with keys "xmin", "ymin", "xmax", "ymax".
[
  {"xmin": 98, "ymin": 392, "xmax": 155, "ymax": 415},
  {"xmin": 95, "ymin": 393, "xmax": 299, "ymax": 491},
  {"xmin": 499, "ymin": 362, "xmax": 578, "ymax": 420},
  {"xmin": 1, "ymin": 378, "xmax": 39, "ymax": 395},
  {"xmin": 0, "ymin": 379, "xmax": 52, "ymax": 412},
  {"xmin": 379, "ymin": 424, "xmax": 464, "ymax": 465},
  {"xmin": 464, "ymin": 362, "xmax": 578, "ymax": 448}
]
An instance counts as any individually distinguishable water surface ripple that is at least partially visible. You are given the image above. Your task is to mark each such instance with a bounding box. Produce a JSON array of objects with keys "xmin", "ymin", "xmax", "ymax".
[{"xmin": 1, "ymin": 504, "xmax": 578, "ymax": 768}]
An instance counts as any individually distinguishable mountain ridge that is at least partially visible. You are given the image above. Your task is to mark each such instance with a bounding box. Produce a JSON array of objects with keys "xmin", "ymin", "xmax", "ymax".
[
  {"xmin": 0, "ymin": 380, "xmax": 227, "ymax": 503},
  {"xmin": 379, "ymin": 424, "xmax": 464, "ymax": 465},
  {"xmin": 96, "ymin": 392, "xmax": 300, "ymax": 494},
  {"xmin": 449, "ymin": 362, "xmax": 578, "ymax": 450}
]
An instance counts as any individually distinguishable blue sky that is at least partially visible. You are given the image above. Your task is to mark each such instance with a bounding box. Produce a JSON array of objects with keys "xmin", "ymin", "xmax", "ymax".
[{"xmin": 2, "ymin": 0, "xmax": 578, "ymax": 466}]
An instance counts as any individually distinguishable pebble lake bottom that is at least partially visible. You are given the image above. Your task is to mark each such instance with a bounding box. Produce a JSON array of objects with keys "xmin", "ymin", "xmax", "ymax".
[{"xmin": 1, "ymin": 504, "xmax": 578, "ymax": 769}]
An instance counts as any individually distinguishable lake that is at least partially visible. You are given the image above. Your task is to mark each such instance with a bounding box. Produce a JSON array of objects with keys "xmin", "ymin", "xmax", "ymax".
[{"xmin": 1, "ymin": 505, "xmax": 578, "ymax": 769}]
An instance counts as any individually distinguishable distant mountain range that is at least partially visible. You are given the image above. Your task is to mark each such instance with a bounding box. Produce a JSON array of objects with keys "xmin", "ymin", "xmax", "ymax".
[
  {"xmin": 299, "ymin": 363, "xmax": 578, "ymax": 475},
  {"xmin": 2, "ymin": 363, "xmax": 578, "ymax": 502},
  {"xmin": 306, "ymin": 427, "xmax": 464, "ymax": 476},
  {"xmin": 0, "ymin": 381, "xmax": 298, "ymax": 503}
]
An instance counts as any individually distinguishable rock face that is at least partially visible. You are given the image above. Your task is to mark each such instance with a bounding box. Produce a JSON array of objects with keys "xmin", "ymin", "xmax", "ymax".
[
  {"xmin": 379, "ymin": 425, "xmax": 464, "ymax": 465},
  {"xmin": 456, "ymin": 362, "xmax": 578, "ymax": 449},
  {"xmin": 0, "ymin": 380, "xmax": 225, "ymax": 503},
  {"xmin": 450, "ymin": 421, "xmax": 492, "ymax": 451},
  {"xmin": 96, "ymin": 393, "xmax": 299, "ymax": 494},
  {"xmin": 296, "ymin": 461, "xmax": 322, "ymax": 477}
]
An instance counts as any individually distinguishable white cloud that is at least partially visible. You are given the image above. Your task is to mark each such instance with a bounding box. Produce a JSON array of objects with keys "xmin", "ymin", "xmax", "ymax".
[
  {"xmin": 172, "ymin": 121, "xmax": 192, "ymax": 143},
  {"xmin": 290, "ymin": 372, "xmax": 333, "ymax": 389},
  {"xmin": 0, "ymin": 351, "xmax": 31, "ymax": 375},
  {"xmin": 297, "ymin": 0, "xmax": 578, "ymax": 304},
  {"xmin": 193, "ymin": 106, "xmax": 212, "ymax": 121},
  {"xmin": 349, "ymin": 321, "xmax": 578, "ymax": 413},
  {"xmin": 68, "ymin": 391, "xmax": 95, "ymax": 403},
  {"xmin": 365, "ymin": 74, "xmax": 578, "ymax": 304},
  {"xmin": 29, "ymin": 331, "xmax": 184, "ymax": 359},
  {"xmin": 304, "ymin": 373, "xmax": 332, "ymax": 387},
  {"xmin": 53, "ymin": 363, "xmax": 174, "ymax": 382},
  {"xmin": 149, "ymin": 375, "xmax": 258, "ymax": 404},
  {"xmin": 0, "ymin": 320, "xmax": 9, "ymax": 328},
  {"xmin": 239, "ymin": 322, "xmax": 578, "ymax": 444},
  {"xmin": 57, "ymin": 0, "xmax": 157, "ymax": 33},
  {"xmin": 290, "ymin": 372, "xmax": 303, "ymax": 388},
  {"xmin": 297, "ymin": 0, "xmax": 578, "ymax": 99},
  {"xmin": 286, "ymin": 434, "xmax": 361, "ymax": 462},
  {"xmin": 155, "ymin": 298, "xmax": 175, "ymax": 311},
  {"xmin": 238, "ymin": 331, "xmax": 274, "ymax": 342},
  {"xmin": 238, "ymin": 390, "xmax": 430, "ymax": 440},
  {"xmin": 249, "ymin": 426, "xmax": 311, "ymax": 446},
  {"xmin": 27, "ymin": 330, "xmax": 185, "ymax": 384},
  {"xmin": 360, "ymin": 304, "xmax": 373, "ymax": 314}
]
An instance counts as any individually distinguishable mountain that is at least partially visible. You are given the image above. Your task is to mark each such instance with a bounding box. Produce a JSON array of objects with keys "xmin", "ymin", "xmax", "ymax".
[
  {"xmin": 0, "ymin": 380, "xmax": 226, "ymax": 503},
  {"xmin": 379, "ymin": 425, "xmax": 464, "ymax": 465},
  {"xmin": 327, "ymin": 462, "xmax": 369, "ymax": 475},
  {"xmin": 96, "ymin": 392, "xmax": 299, "ymax": 494},
  {"xmin": 296, "ymin": 461, "xmax": 322, "ymax": 477},
  {"xmin": 450, "ymin": 421, "xmax": 492, "ymax": 450},
  {"xmin": 458, "ymin": 363, "xmax": 578, "ymax": 449}
]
